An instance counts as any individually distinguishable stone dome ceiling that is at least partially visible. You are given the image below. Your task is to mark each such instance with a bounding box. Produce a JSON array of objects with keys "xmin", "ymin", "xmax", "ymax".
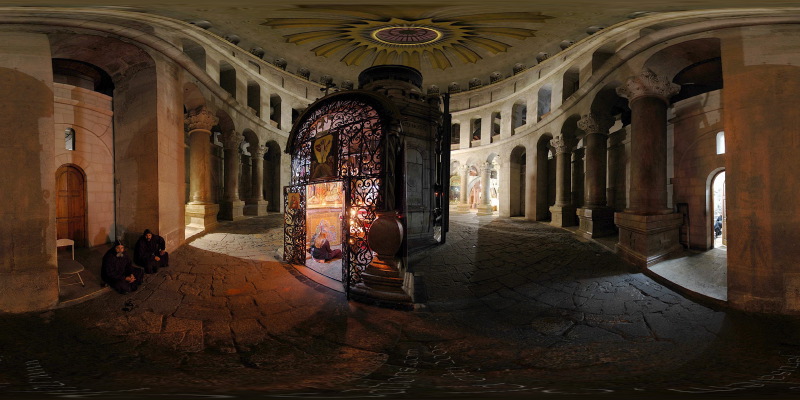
[{"xmin": 7, "ymin": 0, "xmax": 800, "ymax": 88}]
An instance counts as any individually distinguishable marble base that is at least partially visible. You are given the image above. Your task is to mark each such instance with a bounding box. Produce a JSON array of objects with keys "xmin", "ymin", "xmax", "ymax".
[
  {"xmin": 456, "ymin": 203, "xmax": 471, "ymax": 213},
  {"xmin": 219, "ymin": 200, "xmax": 246, "ymax": 221},
  {"xmin": 349, "ymin": 257, "xmax": 413, "ymax": 310},
  {"xmin": 476, "ymin": 204, "xmax": 494, "ymax": 216},
  {"xmin": 244, "ymin": 200, "xmax": 269, "ymax": 216},
  {"xmin": 615, "ymin": 212, "xmax": 683, "ymax": 268},
  {"xmin": 185, "ymin": 203, "xmax": 219, "ymax": 232},
  {"xmin": 577, "ymin": 206, "xmax": 616, "ymax": 238},
  {"xmin": 549, "ymin": 205, "xmax": 576, "ymax": 227}
]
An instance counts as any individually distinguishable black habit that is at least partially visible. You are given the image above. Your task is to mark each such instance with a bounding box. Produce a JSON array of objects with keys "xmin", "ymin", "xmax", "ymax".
[
  {"xmin": 101, "ymin": 248, "xmax": 143, "ymax": 294},
  {"xmin": 134, "ymin": 234, "xmax": 169, "ymax": 274}
]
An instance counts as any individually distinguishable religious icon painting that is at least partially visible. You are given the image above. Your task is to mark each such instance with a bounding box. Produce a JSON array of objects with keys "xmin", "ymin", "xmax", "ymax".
[
  {"xmin": 310, "ymin": 132, "xmax": 337, "ymax": 181},
  {"xmin": 288, "ymin": 192, "xmax": 301, "ymax": 210}
]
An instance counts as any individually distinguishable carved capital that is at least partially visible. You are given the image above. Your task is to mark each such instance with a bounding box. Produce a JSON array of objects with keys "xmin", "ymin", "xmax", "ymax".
[
  {"xmin": 221, "ymin": 130, "xmax": 244, "ymax": 150},
  {"xmin": 184, "ymin": 106, "xmax": 218, "ymax": 133},
  {"xmin": 616, "ymin": 68, "xmax": 680, "ymax": 103},
  {"xmin": 577, "ymin": 113, "xmax": 614, "ymax": 134},
  {"xmin": 251, "ymin": 145, "xmax": 267, "ymax": 158},
  {"xmin": 550, "ymin": 135, "xmax": 576, "ymax": 155}
]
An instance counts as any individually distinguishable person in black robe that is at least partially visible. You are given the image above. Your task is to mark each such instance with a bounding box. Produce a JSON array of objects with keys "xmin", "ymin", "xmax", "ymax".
[
  {"xmin": 134, "ymin": 229, "xmax": 169, "ymax": 274},
  {"xmin": 101, "ymin": 240, "xmax": 143, "ymax": 294}
]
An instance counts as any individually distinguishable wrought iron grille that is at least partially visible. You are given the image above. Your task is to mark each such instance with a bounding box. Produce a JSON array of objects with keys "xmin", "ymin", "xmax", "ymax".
[
  {"xmin": 286, "ymin": 95, "xmax": 387, "ymax": 295},
  {"xmin": 283, "ymin": 185, "xmax": 307, "ymax": 266}
]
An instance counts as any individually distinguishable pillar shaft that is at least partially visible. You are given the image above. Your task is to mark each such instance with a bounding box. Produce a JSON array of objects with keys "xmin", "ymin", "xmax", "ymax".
[
  {"xmin": 629, "ymin": 96, "xmax": 669, "ymax": 213},
  {"xmin": 459, "ymin": 166, "xmax": 469, "ymax": 205},
  {"xmin": 188, "ymin": 129, "xmax": 213, "ymax": 204},
  {"xmin": 584, "ymin": 132, "xmax": 608, "ymax": 206},
  {"xmin": 222, "ymin": 132, "xmax": 243, "ymax": 202},
  {"xmin": 250, "ymin": 147, "xmax": 266, "ymax": 202},
  {"xmin": 551, "ymin": 136, "xmax": 573, "ymax": 207},
  {"xmin": 480, "ymin": 163, "xmax": 492, "ymax": 206}
]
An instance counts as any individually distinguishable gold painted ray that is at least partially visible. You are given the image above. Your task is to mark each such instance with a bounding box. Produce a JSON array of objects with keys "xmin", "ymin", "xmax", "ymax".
[
  {"xmin": 446, "ymin": 12, "xmax": 554, "ymax": 23},
  {"xmin": 448, "ymin": 44, "xmax": 481, "ymax": 64},
  {"xmin": 286, "ymin": 30, "xmax": 346, "ymax": 45},
  {"xmin": 261, "ymin": 18, "xmax": 360, "ymax": 28},
  {"xmin": 341, "ymin": 45, "xmax": 373, "ymax": 66},
  {"xmin": 429, "ymin": 48, "xmax": 452, "ymax": 70},
  {"xmin": 373, "ymin": 49, "xmax": 390, "ymax": 65},
  {"xmin": 471, "ymin": 27, "xmax": 538, "ymax": 40},
  {"xmin": 401, "ymin": 51, "xmax": 421, "ymax": 70},
  {"xmin": 469, "ymin": 37, "xmax": 510, "ymax": 54},
  {"xmin": 292, "ymin": 5, "xmax": 449, "ymax": 21},
  {"xmin": 312, "ymin": 39, "xmax": 353, "ymax": 57}
]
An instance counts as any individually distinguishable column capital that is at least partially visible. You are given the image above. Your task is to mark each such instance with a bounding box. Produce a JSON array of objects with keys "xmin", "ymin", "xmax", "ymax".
[
  {"xmin": 482, "ymin": 161, "xmax": 494, "ymax": 171},
  {"xmin": 616, "ymin": 68, "xmax": 680, "ymax": 103},
  {"xmin": 550, "ymin": 135, "xmax": 576, "ymax": 155},
  {"xmin": 221, "ymin": 130, "xmax": 244, "ymax": 150},
  {"xmin": 184, "ymin": 106, "xmax": 218, "ymax": 133},
  {"xmin": 577, "ymin": 113, "xmax": 614, "ymax": 135},
  {"xmin": 251, "ymin": 145, "xmax": 268, "ymax": 159}
]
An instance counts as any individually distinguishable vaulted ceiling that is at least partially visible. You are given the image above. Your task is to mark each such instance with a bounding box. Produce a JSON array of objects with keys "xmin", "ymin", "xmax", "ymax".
[{"xmin": 6, "ymin": 0, "xmax": 800, "ymax": 88}]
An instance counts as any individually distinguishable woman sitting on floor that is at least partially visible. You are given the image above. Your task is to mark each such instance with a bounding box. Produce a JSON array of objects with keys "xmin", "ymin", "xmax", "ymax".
[{"xmin": 309, "ymin": 232, "xmax": 342, "ymax": 262}]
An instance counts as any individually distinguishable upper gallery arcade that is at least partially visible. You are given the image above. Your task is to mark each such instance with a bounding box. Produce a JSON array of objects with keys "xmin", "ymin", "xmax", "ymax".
[{"xmin": 0, "ymin": 5, "xmax": 798, "ymax": 315}]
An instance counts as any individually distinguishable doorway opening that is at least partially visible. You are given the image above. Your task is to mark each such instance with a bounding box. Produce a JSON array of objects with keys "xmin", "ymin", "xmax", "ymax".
[
  {"xmin": 56, "ymin": 165, "xmax": 87, "ymax": 247},
  {"xmin": 712, "ymin": 170, "xmax": 726, "ymax": 248},
  {"xmin": 305, "ymin": 181, "xmax": 344, "ymax": 281}
]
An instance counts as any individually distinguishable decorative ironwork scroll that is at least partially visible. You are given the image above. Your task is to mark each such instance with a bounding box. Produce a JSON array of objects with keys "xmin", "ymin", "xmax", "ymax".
[{"xmin": 283, "ymin": 185, "xmax": 307, "ymax": 266}]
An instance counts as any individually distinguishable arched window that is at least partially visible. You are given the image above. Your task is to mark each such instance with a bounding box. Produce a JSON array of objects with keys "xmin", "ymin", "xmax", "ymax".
[
  {"xmin": 538, "ymin": 85, "xmax": 552, "ymax": 121},
  {"xmin": 716, "ymin": 131, "xmax": 725, "ymax": 154},
  {"xmin": 65, "ymin": 128, "xmax": 75, "ymax": 151}
]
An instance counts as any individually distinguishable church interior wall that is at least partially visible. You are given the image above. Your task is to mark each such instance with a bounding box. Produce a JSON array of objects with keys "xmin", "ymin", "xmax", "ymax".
[
  {"xmin": 669, "ymin": 89, "xmax": 724, "ymax": 251},
  {"xmin": 0, "ymin": 32, "xmax": 59, "ymax": 312},
  {"xmin": 720, "ymin": 25, "xmax": 800, "ymax": 314},
  {"xmin": 53, "ymin": 83, "xmax": 115, "ymax": 247},
  {"xmin": 155, "ymin": 58, "xmax": 190, "ymax": 250}
]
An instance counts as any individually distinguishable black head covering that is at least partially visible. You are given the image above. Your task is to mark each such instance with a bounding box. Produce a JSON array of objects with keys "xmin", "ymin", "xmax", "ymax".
[
  {"xmin": 143, "ymin": 229, "xmax": 152, "ymax": 235},
  {"xmin": 114, "ymin": 239, "xmax": 124, "ymax": 247}
]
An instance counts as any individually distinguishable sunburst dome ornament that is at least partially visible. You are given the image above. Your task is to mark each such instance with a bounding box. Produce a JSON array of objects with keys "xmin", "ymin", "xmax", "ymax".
[{"xmin": 261, "ymin": 6, "xmax": 553, "ymax": 70}]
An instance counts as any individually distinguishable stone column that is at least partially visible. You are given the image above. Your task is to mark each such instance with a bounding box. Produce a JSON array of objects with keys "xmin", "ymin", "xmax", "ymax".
[
  {"xmin": 571, "ymin": 147, "xmax": 584, "ymax": 208},
  {"xmin": 576, "ymin": 113, "xmax": 616, "ymax": 238},
  {"xmin": 245, "ymin": 145, "xmax": 269, "ymax": 216},
  {"xmin": 614, "ymin": 69, "xmax": 683, "ymax": 267},
  {"xmin": 219, "ymin": 130, "xmax": 245, "ymax": 221},
  {"xmin": 185, "ymin": 106, "xmax": 220, "ymax": 231},
  {"xmin": 477, "ymin": 162, "xmax": 494, "ymax": 215},
  {"xmin": 500, "ymin": 108, "xmax": 513, "ymax": 139},
  {"xmin": 549, "ymin": 135, "xmax": 577, "ymax": 226},
  {"xmin": 239, "ymin": 153, "xmax": 251, "ymax": 202},
  {"xmin": 457, "ymin": 165, "xmax": 470, "ymax": 212}
]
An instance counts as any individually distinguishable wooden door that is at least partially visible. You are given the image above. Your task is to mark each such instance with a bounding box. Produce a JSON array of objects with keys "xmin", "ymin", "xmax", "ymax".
[{"xmin": 56, "ymin": 165, "xmax": 86, "ymax": 247}]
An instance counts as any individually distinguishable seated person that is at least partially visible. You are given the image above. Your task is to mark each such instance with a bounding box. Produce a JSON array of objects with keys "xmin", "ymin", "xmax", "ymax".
[
  {"xmin": 101, "ymin": 240, "xmax": 143, "ymax": 294},
  {"xmin": 134, "ymin": 229, "xmax": 169, "ymax": 274},
  {"xmin": 309, "ymin": 232, "xmax": 342, "ymax": 262}
]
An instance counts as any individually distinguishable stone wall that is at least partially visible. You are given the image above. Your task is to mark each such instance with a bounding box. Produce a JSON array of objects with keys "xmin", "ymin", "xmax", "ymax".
[
  {"xmin": 721, "ymin": 26, "xmax": 800, "ymax": 313},
  {"xmin": 0, "ymin": 33, "xmax": 58, "ymax": 312},
  {"xmin": 53, "ymin": 83, "xmax": 115, "ymax": 247},
  {"xmin": 670, "ymin": 90, "xmax": 724, "ymax": 251}
]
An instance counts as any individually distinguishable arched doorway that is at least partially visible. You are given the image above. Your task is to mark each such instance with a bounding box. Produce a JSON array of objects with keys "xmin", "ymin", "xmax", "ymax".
[
  {"xmin": 56, "ymin": 165, "xmax": 87, "ymax": 247},
  {"xmin": 535, "ymin": 135, "xmax": 555, "ymax": 221},
  {"xmin": 711, "ymin": 170, "xmax": 726, "ymax": 248},
  {"xmin": 510, "ymin": 146, "xmax": 526, "ymax": 217}
]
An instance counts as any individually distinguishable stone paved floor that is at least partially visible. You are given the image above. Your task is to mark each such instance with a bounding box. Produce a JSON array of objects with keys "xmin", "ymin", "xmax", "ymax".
[{"xmin": 1, "ymin": 213, "xmax": 799, "ymax": 399}]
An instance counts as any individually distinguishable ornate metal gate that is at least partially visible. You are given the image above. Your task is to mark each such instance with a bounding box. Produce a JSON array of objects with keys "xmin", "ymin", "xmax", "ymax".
[{"xmin": 285, "ymin": 95, "xmax": 389, "ymax": 297}]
